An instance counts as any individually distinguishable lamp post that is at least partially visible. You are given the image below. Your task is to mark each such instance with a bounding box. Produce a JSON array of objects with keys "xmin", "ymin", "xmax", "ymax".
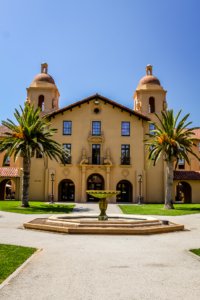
[
  {"xmin": 50, "ymin": 173, "xmax": 55, "ymax": 204},
  {"xmin": 138, "ymin": 174, "xmax": 143, "ymax": 205}
]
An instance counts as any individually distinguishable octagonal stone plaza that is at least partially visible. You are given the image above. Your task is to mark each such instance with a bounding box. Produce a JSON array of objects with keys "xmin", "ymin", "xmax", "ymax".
[{"xmin": 23, "ymin": 214, "xmax": 184, "ymax": 235}]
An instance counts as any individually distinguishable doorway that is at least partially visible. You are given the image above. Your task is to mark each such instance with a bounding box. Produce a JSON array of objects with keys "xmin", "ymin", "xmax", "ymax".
[
  {"xmin": 0, "ymin": 179, "xmax": 16, "ymax": 200},
  {"xmin": 58, "ymin": 179, "xmax": 75, "ymax": 201},
  {"xmin": 87, "ymin": 174, "xmax": 104, "ymax": 201},
  {"xmin": 116, "ymin": 180, "xmax": 132, "ymax": 202},
  {"xmin": 175, "ymin": 181, "xmax": 192, "ymax": 203}
]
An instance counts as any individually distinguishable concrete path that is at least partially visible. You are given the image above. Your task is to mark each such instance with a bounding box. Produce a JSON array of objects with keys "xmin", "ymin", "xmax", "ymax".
[
  {"xmin": 0, "ymin": 204, "xmax": 200, "ymax": 300},
  {"xmin": 73, "ymin": 202, "xmax": 122, "ymax": 214}
]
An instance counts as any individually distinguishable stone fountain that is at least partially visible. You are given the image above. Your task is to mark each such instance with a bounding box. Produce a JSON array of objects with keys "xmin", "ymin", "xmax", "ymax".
[{"xmin": 23, "ymin": 190, "xmax": 184, "ymax": 235}]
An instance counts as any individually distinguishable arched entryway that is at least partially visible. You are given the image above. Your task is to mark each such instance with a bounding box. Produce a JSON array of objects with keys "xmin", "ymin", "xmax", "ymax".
[
  {"xmin": 116, "ymin": 180, "xmax": 132, "ymax": 202},
  {"xmin": 58, "ymin": 179, "xmax": 75, "ymax": 202},
  {"xmin": 175, "ymin": 181, "xmax": 192, "ymax": 203},
  {"xmin": 87, "ymin": 174, "xmax": 104, "ymax": 201},
  {"xmin": 0, "ymin": 179, "xmax": 16, "ymax": 200}
]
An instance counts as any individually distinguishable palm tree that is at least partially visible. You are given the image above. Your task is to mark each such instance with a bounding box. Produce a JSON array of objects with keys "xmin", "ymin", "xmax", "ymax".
[
  {"xmin": 0, "ymin": 104, "xmax": 69, "ymax": 207},
  {"xmin": 146, "ymin": 109, "xmax": 200, "ymax": 209}
]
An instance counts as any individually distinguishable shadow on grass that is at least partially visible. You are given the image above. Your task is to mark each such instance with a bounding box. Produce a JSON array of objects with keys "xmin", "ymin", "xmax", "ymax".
[
  {"xmin": 28, "ymin": 204, "xmax": 74, "ymax": 213},
  {"xmin": 174, "ymin": 204, "xmax": 200, "ymax": 212},
  {"xmin": 176, "ymin": 207, "xmax": 200, "ymax": 211}
]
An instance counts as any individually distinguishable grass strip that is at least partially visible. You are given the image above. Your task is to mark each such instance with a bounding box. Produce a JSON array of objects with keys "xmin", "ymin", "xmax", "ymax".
[
  {"xmin": 190, "ymin": 249, "xmax": 200, "ymax": 257},
  {"xmin": 119, "ymin": 204, "xmax": 200, "ymax": 216},
  {"xmin": 0, "ymin": 201, "xmax": 74, "ymax": 214},
  {"xmin": 0, "ymin": 244, "xmax": 37, "ymax": 284}
]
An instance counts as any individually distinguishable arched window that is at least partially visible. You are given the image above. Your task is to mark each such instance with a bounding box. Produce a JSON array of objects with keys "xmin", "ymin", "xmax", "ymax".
[
  {"xmin": 149, "ymin": 97, "xmax": 155, "ymax": 113},
  {"xmin": 38, "ymin": 95, "xmax": 45, "ymax": 111},
  {"xmin": 3, "ymin": 156, "xmax": 10, "ymax": 166}
]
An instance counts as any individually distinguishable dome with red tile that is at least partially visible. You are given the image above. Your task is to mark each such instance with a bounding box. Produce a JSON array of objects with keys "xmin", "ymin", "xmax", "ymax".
[
  {"xmin": 138, "ymin": 65, "xmax": 160, "ymax": 86},
  {"xmin": 32, "ymin": 73, "xmax": 55, "ymax": 84},
  {"xmin": 32, "ymin": 63, "xmax": 55, "ymax": 84}
]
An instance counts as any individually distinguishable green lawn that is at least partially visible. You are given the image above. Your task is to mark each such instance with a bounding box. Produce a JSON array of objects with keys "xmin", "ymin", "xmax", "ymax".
[
  {"xmin": 190, "ymin": 249, "xmax": 200, "ymax": 257},
  {"xmin": 0, "ymin": 244, "xmax": 37, "ymax": 284},
  {"xmin": 119, "ymin": 204, "xmax": 200, "ymax": 216},
  {"xmin": 0, "ymin": 201, "xmax": 75, "ymax": 214}
]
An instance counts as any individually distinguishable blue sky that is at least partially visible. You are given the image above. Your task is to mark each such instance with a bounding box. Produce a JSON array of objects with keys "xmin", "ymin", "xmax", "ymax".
[{"xmin": 0, "ymin": 0, "xmax": 199, "ymax": 126}]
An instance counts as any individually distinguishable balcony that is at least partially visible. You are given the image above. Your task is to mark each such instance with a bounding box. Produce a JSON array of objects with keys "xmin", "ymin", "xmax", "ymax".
[
  {"xmin": 120, "ymin": 157, "xmax": 131, "ymax": 165},
  {"xmin": 91, "ymin": 130, "xmax": 103, "ymax": 136},
  {"xmin": 88, "ymin": 157, "xmax": 105, "ymax": 165},
  {"xmin": 87, "ymin": 131, "xmax": 104, "ymax": 143}
]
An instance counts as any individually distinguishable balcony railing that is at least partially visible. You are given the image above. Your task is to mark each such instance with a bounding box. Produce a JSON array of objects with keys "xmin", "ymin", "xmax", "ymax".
[
  {"xmin": 88, "ymin": 157, "xmax": 105, "ymax": 165},
  {"xmin": 120, "ymin": 157, "xmax": 131, "ymax": 165},
  {"xmin": 89, "ymin": 131, "xmax": 103, "ymax": 136}
]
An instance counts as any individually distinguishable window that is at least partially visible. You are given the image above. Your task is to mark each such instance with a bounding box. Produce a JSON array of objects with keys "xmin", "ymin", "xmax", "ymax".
[
  {"xmin": 149, "ymin": 97, "xmax": 155, "ymax": 113},
  {"xmin": 63, "ymin": 121, "xmax": 72, "ymax": 135},
  {"xmin": 121, "ymin": 122, "xmax": 130, "ymax": 136},
  {"xmin": 149, "ymin": 123, "xmax": 155, "ymax": 135},
  {"xmin": 38, "ymin": 95, "xmax": 45, "ymax": 111},
  {"xmin": 63, "ymin": 144, "xmax": 71, "ymax": 164},
  {"xmin": 36, "ymin": 151, "xmax": 43, "ymax": 158},
  {"xmin": 178, "ymin": 159, "xmax": 185, "ymax": 169},
  {"xmin": 3, "ymin": 156, "xmax": 10, "ymax": 166},
  {"xmin": 92, "ymin": 121, "xmax": 101, "ymax": 136},
  {"xmin": 198, "ymin": 142, "xmax": 200, "ymax": 152},
  {"xmin": 121, "ymin": 144, "xmax": 130, "ymax": 165}
]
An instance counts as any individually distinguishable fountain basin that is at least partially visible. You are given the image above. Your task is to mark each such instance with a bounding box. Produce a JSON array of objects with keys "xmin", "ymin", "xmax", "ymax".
[{"xmin": 23, "ymin": 213, "xmax": 184, "ymax": 235}]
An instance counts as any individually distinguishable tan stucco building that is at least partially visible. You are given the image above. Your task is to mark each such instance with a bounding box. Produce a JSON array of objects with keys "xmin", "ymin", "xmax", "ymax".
[{"xmin": 0, "ymin": 64, "xmax": 199, "ymax": 203}]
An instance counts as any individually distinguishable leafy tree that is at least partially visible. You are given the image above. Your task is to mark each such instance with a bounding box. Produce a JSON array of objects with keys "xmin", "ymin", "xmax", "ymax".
[
  {"xmin": 146, "ymin": 109, "xmax": 200, "ymax": 209},
  {"xmin": 0, "ymin": 104, "xmax": 69, "ymax": 207}
]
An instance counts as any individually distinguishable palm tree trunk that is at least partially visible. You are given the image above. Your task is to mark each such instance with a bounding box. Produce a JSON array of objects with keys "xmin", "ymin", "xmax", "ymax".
[
  {"xmin": 21, "ymin": 156, "xmax": 31, "ymax": 207},
  {"xmin": 164, "ymin": 160, "xmax": 174, "ymax": 209}
]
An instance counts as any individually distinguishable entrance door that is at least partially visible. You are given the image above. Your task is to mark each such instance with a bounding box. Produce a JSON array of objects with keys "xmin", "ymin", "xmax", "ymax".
[
  {"xmin": 59, "ymin": 179, "xmax": 75, "ymax": 201},
  {"xmin": 116, "ymin": 180, "xmax": 132, "ymax": 202},
  {"xmin": 92, "ymin": 144, "xmax": 101, "ymax": 165},
  {"xmin": 0, "ymin": 179, "xmax": 16, "ymax": 200},
  {"xmin": 87, "ymin": 174, "xmax": 104, "ymax": 201},
  {"xmin": 176, "ymin": 181, "xmax": 191, "ymax": 203}
]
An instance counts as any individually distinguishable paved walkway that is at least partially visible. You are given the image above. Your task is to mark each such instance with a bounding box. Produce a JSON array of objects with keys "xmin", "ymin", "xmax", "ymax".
[
  {"xmin": 72, "ymin": 202, "xmax": 122, "ymax": 214},
  {"xmin": 0, "ymin": 204, "xmax": 200, "ymax": 300}
]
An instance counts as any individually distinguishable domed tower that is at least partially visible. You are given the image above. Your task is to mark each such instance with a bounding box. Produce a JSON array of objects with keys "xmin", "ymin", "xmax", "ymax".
[
  {"xmin": 26, "ymin": 63, "xmax": 60, "ymax": 113},
  {"xmin": 134, "ymin": 65, "xmax": 167, "ymax": 122}
]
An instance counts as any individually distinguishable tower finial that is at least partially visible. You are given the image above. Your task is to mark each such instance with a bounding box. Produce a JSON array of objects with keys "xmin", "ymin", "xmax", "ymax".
[
  {"xmin": 146, "ymin": 64, "xmax": 153, "ymax": 75},
  {"xmin": 41, "ymin": 63, "xmax": 48, "ymax": 74},
  {"xmin": 25, "ymin": 97, "xmax": 31, "ymax": 106}
]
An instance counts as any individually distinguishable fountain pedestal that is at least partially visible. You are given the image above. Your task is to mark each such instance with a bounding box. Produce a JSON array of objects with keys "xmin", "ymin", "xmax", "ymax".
[
  {"xmin": 98, "ymin": 198, "xmax": 108, "ymax": 220},
  {"xmin": 86, "ymin": 190, "xmax": 120, "ymax": 221}
]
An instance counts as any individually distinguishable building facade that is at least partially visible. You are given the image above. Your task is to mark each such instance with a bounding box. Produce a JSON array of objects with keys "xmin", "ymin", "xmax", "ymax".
[{"xmin": 0, "ymin": 64, "xmax": 199, "ymax": 203}]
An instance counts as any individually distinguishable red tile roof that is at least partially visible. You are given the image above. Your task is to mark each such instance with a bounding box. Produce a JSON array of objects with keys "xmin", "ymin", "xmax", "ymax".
[
  {"xmin": 0, "ymin": 167, "xmax": 20, "ymax": 177},
  {"xmin": 174, "ymin": 171, "xmax": 200, "ymax": 180},
  {"xmin": 47, "ymin": 94, "xmax": 151, "ymax": 121}
]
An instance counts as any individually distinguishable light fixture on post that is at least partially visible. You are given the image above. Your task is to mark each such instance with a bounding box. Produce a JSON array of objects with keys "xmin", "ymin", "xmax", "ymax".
[
  {"xmin": 137, "ymin": 174, "xmax": 143, "ymax": 205},
  {"xmin": 50, "ymin": 172, "xmax": 55, "ymax": 204}
]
